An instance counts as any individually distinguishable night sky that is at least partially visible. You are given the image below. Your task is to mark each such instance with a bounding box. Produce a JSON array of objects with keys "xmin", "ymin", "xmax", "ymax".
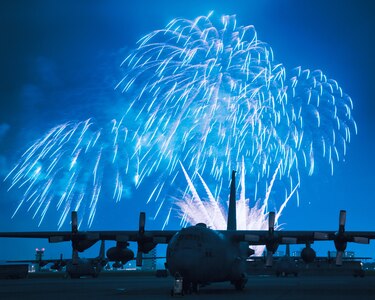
[{"xmin": 0, "ymin": 0, "xmax": 375, "ymax": 262}]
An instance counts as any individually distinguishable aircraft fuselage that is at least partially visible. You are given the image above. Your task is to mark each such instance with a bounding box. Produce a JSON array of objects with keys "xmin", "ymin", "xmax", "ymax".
[
  {"xmin": 166, "ymin": 224, "xmax": 247, "ymax": 285},
  {"xmin": 66, "ymin": 259, "xmax": 100, "ymax": 278}
]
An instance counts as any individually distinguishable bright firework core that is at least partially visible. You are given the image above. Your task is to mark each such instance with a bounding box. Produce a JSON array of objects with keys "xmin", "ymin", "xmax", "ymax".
[{"xmin": 5, "ymin": 13, "xmax": 356, "ymax": 229}]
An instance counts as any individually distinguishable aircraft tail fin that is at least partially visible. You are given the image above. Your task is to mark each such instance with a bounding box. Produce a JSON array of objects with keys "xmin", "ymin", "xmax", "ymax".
[{"xmin": 227, "ymin": 170, "xmax": 237, "ymax": 231}]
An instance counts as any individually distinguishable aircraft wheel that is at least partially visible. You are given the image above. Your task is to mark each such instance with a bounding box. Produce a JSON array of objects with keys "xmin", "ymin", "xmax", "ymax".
[
  {"xmin": 235, "ymin": 273, "xmax": 247, "ymax": 291},
  {"xmin": 234, "ymin": 279, "xmax": 246, "ymax": 291},
  {"xmin": 182, "ymin": 281, "xmax": 192, "ymax": 294}
]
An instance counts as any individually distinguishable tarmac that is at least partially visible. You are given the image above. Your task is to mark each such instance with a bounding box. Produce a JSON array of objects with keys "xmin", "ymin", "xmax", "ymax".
[{"xmin": 1, "ymin": 272, "xmax": 375, "ymax": 300}]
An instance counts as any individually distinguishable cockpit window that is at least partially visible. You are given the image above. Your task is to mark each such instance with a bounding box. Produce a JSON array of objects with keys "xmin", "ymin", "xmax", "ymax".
[
  {"xmin": 174, "ymin": 233, "xmax": 203, "ymax": 248},
  {"xmin": 177, "ymin": 234, "xmax": 201, "ymax": 242}
]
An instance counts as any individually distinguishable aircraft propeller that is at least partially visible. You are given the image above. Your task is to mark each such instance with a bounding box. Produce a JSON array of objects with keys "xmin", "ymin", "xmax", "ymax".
[
  {"xmin": 314, "ymin": 210, "xmax": 370, "ymax": 265},
  {"xmin": 333, "ymin": 210, "xmax": 369, "ymax": 265},
  {"xmin": 265, "ymin": 212, "xmax": 278, "ymax": 267},
  {"xmin": 66, "ymin": 211, "xmax": 100, "ymax": 263},
  {"xmin": 135, "ymin": 212, "xmax": 159, "ymax": 267},
  {"xmin": 136, "ymin": 212, "xmax": 146, "ymax": 266},
  {"xmin": 56, "ymin": 209, "xmax": 373, "ymax": 269},
  {"xmin": 264, "ymin": 211, "xmax": 299, "ymax": 267}
]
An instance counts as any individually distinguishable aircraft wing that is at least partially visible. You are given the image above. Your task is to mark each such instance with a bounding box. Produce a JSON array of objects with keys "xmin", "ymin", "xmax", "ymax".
[
  {"xmin": 1, "ymin": 210, "xmax": 374, "ymax": 267},
  {"xmin": 3, "ymin": 229, "xmax": 375, "ymax": 245},
  {"xmin": 224, "ymin": 210, "xmax": 375, "ymax": 266},
  {"xmin": 224, "ymin": 210, "xmax": 375, "ymax": 246},
  {"xmin": 0, "ymin": 230, "xmax": 177, "ymax": 244},
  {"xmin": 6, "ymin": 259, "xmax": 62, "ymax": 263},
  {"xmin": 227, "ymin": 230, "xmax": 375, "ymax": 245},
  {"xmin": 0, "ymin": 211, "xmax": 176, "ymax": 252}
]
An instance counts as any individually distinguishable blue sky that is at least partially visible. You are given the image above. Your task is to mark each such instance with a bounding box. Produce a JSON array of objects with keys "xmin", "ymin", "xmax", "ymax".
[{"xmin": 0, "ymin": 0, "xmax": 374, "ymax": 261}]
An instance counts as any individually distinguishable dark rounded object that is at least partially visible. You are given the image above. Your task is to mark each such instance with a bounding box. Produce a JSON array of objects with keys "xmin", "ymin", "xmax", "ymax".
[
  {"xmin": 106, "ymin": 247, "xmax": 134, "ymax": 263},
  {"xmin": 301, "ymin": 247, "xmax": 316, "ymax": 263}
]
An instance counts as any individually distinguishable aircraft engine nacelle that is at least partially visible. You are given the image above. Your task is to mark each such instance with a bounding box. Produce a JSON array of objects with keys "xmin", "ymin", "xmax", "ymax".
[
  {"xmin": 265, "ymin": 241, "xmax": 279, "ymax": 254},
  {"xmin": 334, "ymin": 239, "xmax": 347, "ymax": 252},
  {"xmin": 106, "ymin": 246, "xmax": 135, "ymax": 264},
  {"xmin": 140, "ymin": 241, "xmax": 157, "ymax": 254},
  {"xmin": 301, "ymin": 246, "xmax": 316, "ymax": 263},
  {"xmin": 76, "ymin": 240, "xmax": 98, "ymax": 252}
]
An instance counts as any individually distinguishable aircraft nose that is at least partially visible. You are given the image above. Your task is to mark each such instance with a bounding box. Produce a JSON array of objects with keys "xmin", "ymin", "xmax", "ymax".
[{"xmin": 168, "ymin": 249, "xmax": 201, "ymax": 278}]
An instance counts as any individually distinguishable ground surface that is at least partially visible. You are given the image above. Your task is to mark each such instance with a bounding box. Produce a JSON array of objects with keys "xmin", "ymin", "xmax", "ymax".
[{"xmin": 0, "ymin": 273, "xmax": 374, "ymax": 300}]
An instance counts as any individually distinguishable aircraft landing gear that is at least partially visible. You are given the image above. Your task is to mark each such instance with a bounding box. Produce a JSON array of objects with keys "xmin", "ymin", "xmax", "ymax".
[
  {"xmin": 191, "ymin": 282, "xmax": 200, "ymax": 294},
  {"xmin": 182, "ymin": 281, "xmax": 199, "ymax": 294},
  {"xmin": 232, "ymin": 273, "xmax": 247, "ymax": 291},
  {"xmin": 171, "ymin": 277, "xmax": 200, "ymax": 296},
  {"xmin": 171, "ymin": 273, "xmax": 184, "ymax": 296}
]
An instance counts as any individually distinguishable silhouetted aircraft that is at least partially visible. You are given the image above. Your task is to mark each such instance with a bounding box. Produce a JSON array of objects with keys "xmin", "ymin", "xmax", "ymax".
[
  {"xmin": 65, "ymin": 239, "xmax": 107, "ymax": 278},
  {"xmin": 274, "ymin": 244, "xmax": 299, "ymax": 277},
  {"xmin": 7, "ymin": 240, "xmax": 107, "ymax": 278},
  {"xmin": 8, "ymin": 252, "xmax": 64, "ymax": 271},
  {"xmin": 1, "ymin": 171, "xmax": 375, "ymax": 292}
]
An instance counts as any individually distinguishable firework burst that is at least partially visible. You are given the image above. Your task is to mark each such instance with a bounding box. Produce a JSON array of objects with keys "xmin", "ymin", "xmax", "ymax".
[
  {"xmin": 175, "ymin": 159, "xmax": 298, "ymax": 255},
  {"xmin": 5, "ymin": 118, "xmax": 134, "ymax": 228},
  {"xmin": 5, "ymin": 13, "xmax": 356, "ymax": 228},
  {"xmin": 116, "ymin": 12, "xmax": 356, "ymax": 222}
]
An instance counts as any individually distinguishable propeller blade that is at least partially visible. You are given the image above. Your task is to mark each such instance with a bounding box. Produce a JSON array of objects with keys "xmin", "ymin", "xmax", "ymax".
[
  {"xmin": 71, "ymin": 211, "xmax": 79, "ymax": 264},
  {"xmin": 72, "ymin": 249, "xmax": 79, "ymax": 265},
  {"xmin": 339, "ymin": 210, "xmax": 346, "ymax": 232},
  {"xmin": 136, "ymin": 212, "xmax": 146, "ymax": 267},
  {"xmin": 71, "ymin": 211, "xmax": 79, "ymax": 254},
  {"xmin": 334, "ymin": 210, "xmax": 348, "ymax": 258},
  {"xmin": 265, "ymin": 211, "xmax": 278, "ymax": 266},
  {"xmin": 285, "ymin": 244, "xmax": 291, "ymax": 257},
  {"xmin": 353, "ymin": 237, "xmax": 370, "ymax": 244},
  {"xmin": 71, "ymin": 211, "xmax": 78, "ymax": 234},
  {"xmin": 136, "ymin": 251, "xmax": 143, "ymax": 267},
  {"xmin": 139, "ymin": 212, "xmax": 145, "ymax": 235},
  {"xmin": 268, "ymin": 212, "xmax": 275, "ymax": 232},
  {"xmin": 336, "ymin": 250, "xmax": 343, "ymax": 266},
  {"xmin": 265, "ymin": 251, "xmax": 273, "ymax": 267},
  {"xmin": 99, "ymin": 240, "xmax": 105, "ymax": 261}
]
